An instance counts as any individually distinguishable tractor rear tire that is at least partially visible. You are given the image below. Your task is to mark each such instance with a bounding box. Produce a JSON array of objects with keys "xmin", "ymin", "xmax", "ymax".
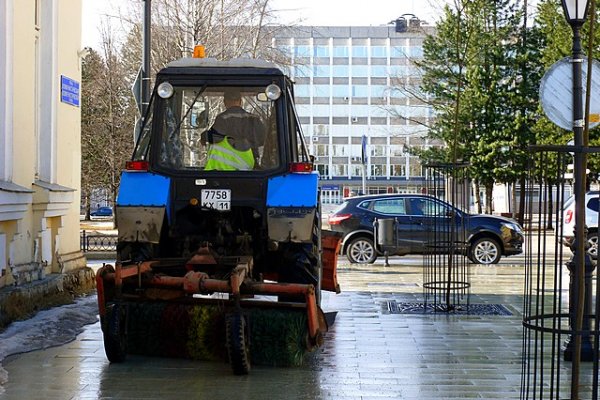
[
  {"xmin": 278, "ymin": 206, "xmax": 322, "ymax": 303},
  {"xmin": 103, "ymin": 303, "xmax": 128, "ymax": 363},
  {"xmin": 226, "ymin": 313, "xmax": 250, "ymax": 375}
]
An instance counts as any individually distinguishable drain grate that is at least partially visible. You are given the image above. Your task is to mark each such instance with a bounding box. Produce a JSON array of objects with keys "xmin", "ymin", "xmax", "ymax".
[{"xmin": 384, "ymin": 301, "xmax": 512, "ymax": 316}]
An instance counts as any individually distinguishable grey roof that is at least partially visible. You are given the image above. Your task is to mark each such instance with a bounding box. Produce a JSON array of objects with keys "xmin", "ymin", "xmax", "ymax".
[{"xmin": 166, "ymin": 57, "xmax": 280, "ymax": 70}]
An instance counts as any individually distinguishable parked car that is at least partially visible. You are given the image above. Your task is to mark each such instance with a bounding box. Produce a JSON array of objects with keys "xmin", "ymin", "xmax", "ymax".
[
  {"xmin": 561, "ymin": 191, "xmax": 599, "ymax": 258},
  {"xmin": 327, "ymin": 194, "xmax": 524, "ymax": 265},
  {"xmin": 90, "ymin": 206, "xmax": 113, "ymax": 217}
]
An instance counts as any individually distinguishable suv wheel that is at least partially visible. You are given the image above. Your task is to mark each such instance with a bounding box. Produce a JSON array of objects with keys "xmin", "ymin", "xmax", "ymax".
[
  {"xmin": 469, "ymin": 237, "xmax": 501, "ymax": 265},
  {"xmin": 346, "ymin": 237, "xmax": 377, "ymax": 264}
]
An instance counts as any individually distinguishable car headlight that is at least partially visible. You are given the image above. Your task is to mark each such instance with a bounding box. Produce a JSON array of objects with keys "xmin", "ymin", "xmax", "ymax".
[{"xmin": 502, "ymin": 222, "xmax": 523, "ymax": 234}]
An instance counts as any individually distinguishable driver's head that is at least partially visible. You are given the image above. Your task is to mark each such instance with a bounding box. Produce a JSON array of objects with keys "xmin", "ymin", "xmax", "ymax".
[{"xmin": 223, "ymin": 88, "xmax": 242, "ymax": 108}]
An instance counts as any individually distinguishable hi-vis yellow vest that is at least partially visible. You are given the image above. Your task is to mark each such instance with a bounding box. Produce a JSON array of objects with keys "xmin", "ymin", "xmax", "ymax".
[{"xmin": 205, "ymin": 137, "xmax": 255, "ymax": 171}]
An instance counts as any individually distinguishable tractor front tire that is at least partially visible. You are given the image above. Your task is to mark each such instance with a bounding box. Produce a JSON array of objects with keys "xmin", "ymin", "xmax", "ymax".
[
  {"xmin": 226, "ymin": 313, "xmax": 251, "ymax": 375},
  {"xmin": 102, "ymin": 303, "xmax": 128, "ymax": 363}
]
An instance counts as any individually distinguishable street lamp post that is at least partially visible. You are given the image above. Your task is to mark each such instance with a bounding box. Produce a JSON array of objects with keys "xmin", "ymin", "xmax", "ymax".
[{"xmin": 560, "ymin": 0, "xmax": 592, "ymax": 396}]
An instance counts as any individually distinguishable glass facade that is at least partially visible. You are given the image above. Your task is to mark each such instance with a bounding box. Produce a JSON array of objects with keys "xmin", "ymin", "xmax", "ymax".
[{"xmin": 275, "ymin": 24, "xmax": 438, "ymax": 203}]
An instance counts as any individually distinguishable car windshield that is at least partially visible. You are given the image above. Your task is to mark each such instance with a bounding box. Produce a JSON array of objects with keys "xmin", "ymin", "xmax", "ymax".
[{"xmin": 157, "ymin": 85, "xmax": 279, "ymax": 171}]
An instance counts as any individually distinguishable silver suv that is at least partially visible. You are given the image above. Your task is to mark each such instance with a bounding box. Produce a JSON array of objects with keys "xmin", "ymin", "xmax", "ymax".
[{"xmin": 562, "ymin": 191, "xmax": 599, "ymax": 258}]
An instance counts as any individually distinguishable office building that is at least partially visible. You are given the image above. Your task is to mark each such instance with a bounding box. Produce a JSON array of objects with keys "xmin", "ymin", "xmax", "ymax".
[{"xmin": 273, "ymin": 18, "xmax": 440, "ymax": 204}]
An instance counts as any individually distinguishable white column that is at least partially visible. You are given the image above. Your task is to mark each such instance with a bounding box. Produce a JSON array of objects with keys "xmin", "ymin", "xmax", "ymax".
[
  {"xmin": 38, "ymin": 0, "xmax": 58, "ymax": 183},
  {"xmin": 0, "ymin": 0, "xmax": 13, "ymax": 181}
]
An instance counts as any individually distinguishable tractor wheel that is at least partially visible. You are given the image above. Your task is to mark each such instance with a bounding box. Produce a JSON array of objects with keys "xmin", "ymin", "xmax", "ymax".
[
  {"xmin": 102, "ymin": 303, "xmax": 128, "ymax": 363},
  {"xmin": 278, "ymin": 206, "xmax": 322, "ymax": 303},
  {"xmin": 226, "ymin": 313, "xmax": 250, "ymax": 375}
]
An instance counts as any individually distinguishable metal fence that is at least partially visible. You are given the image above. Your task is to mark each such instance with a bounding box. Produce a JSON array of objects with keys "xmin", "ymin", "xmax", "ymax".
[
  {"xmin": 521, "ymin": 146, "xmax": 600, "ymax": 399},
  {"xmin": 80, "ymin": 230, "xmax": 118, "ymax": 252},
  {"xmin": 422, "ymin": 163, "xmax": 471, "ymax": 312}
]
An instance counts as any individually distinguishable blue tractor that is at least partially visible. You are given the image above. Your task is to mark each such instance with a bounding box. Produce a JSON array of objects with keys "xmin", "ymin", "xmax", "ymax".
[{"xmin": 96, "ymin": 50, "xmax": 340, "ymax": 374}]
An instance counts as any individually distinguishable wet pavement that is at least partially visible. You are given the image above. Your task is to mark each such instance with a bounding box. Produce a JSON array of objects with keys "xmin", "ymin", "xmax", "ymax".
[{"xmin": 0, "ymin": 250, "xmax": 563, "ymax": 399}]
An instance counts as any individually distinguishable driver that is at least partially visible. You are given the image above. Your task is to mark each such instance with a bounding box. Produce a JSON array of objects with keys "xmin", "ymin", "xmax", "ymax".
[{"xmin": 203, "ymin": 88, "xmax": 266, "ymax": 170}]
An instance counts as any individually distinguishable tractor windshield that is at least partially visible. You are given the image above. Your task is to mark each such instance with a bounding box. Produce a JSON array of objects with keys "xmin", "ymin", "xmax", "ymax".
[{"xmin": 157, "ymin": 85, "xmax": 279, "ymax": 171}]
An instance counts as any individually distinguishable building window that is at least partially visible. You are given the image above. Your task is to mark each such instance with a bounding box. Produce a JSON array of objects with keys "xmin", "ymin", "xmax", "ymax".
[
  {"xmin": 370, "ymin": 145, "xmax": 385, "ymax": 157},
  {"xmin": 332, "ymin": 145, "xmax": 348, "ymax": 157},
  {"xmin": 352, "ymin": 46, "xmax": 368, "ymax": 57},
  {"xmin": 332, "ymin": 65, "xmax": 349, "ymax": 77},
  {"xmin": 350, "ymin": 165, "xmax": 362, "ymax": 177},
  {"xmin": 314, "ymin": 45, "xmax": 329, "ymax": 57},
  {"xmin": 332, "ymin": 85, "xmax": 350, "ymax": 98},
  {"xmin": 389, "ymin": 65, "xmax": 406, "ymax": 77},
  {"xmin": 294, "ymin": 65, "xmax": 311, "ymax": 78},
  {"xmin": 276, "ymin": 45, "xmax": 292, "ymax": 56},
  {"xmin": 390, "ymin": 164, "xmax": 406, "ymax": 177},
  {"xmin": 371, "ymin": 46, "xmax": 387, "ymax": 58},
  {"xmin": 391, "ymin": 46, "xmax": 407, "ymax": 58},
  {"xmin": 370, "ymin": 85, "xmax": 387, "ymax": 98},
  {"xmin": 313, "ymin": 85, "xmax": 330, "ymax": 98},
  {"xmin": 370, "ymin": 164, "xmax": 384, "ymax": 176},
  {"xmin": 314, "ymin": 124, "xmax": 329, "ymax": 136},
  {"xmin": 294, "ymin": 85, "xmax": 310, "ymax": 97},
  {"xmin": 333, "ymin": 46, "xmax": 349, "ymax": 57},
  {"xmin": 313, "ymin": 65, "xmax": 330, "ymax": 78},
  {"xmin": 371, "ymin": 65, "xmax": 388, "ymax": 77},
  {"xmin": 351, "ymin": 85, "xmax": 368, "ymax": 97},
  {"xmin": 409, "ymin": 163, "xmax": 423, "ymax": 177},
  {"xmin": 332, "ymin": 164, "xmax": 347, "ymax": 177},
  {"xmin": 317, "ymin": 164, "xmax": 329, "ymax": 177},
  {"xmin": 351, "ymin": 65, "xmax": 368, "ymax": 77},
  {"xmin": 408, "ymin": 46, "xmax": 424, "ymax": 58},
  {"xmin": 315, "ymin": 144, "xmax": 329, "ymax": 157},
  {"xmin": 294, "ymin": 45, "xmax": 311, "ymax": 57}
]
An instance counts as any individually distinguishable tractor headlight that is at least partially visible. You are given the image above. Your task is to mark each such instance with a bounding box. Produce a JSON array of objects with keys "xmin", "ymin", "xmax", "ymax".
[
  {"xmin": 157, "ymin": 82, "xmax": 174, "ymax": 99},
  {"xmin": 265, "ymin": 84, "xmax": 281, "ymax": 100}
]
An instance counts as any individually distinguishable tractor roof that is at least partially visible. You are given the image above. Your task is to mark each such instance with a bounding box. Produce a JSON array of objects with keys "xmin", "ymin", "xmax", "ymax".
[
  {"xmin": 167, "ymin": 57, "xmax": 280, "ymax": 70},
  {"xmin": 161, "ymin": 57, "xmax": 286, "ymax": 79}
]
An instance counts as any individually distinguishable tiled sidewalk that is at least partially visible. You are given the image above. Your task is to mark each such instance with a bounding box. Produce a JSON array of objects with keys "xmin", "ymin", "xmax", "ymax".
[{"xmin": 0, "ymin": 257, "xmax": 571, "ymax": 399}]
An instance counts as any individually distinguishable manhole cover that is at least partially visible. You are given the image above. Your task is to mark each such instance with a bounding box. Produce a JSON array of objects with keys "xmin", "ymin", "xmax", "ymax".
[{"xmin": 384, "ymin": 301, "xmax": 512, "ymax": 316}]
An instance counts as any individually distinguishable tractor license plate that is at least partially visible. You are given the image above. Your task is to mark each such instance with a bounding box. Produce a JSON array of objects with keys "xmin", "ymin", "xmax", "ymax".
[{"xmin": 201, "ymin": 189, "xmax": 231, "ymax": 211}]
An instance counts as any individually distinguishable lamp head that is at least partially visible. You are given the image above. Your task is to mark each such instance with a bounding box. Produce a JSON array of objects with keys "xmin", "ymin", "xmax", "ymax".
[{"xmin": 562, "ymin": 0, "xmax": 591, "ymax": 26}]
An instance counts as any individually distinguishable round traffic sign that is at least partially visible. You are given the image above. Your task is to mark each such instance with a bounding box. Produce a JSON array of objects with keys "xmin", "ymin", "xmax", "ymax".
[{"xmin": 539, "ymin": 57, "xmax": 600, "ymax": 131}]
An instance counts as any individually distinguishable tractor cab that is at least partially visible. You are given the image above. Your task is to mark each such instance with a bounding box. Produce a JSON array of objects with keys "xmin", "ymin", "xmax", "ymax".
[{"xmin": 133, "ymin": 58, "xmax": 309, "ymax": 174}]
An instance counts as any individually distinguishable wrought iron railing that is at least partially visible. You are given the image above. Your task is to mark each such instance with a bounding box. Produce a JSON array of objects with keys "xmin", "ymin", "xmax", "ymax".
[{"xmin": 80, "ymin": 230, "xmax": 118, "ymax": 252}]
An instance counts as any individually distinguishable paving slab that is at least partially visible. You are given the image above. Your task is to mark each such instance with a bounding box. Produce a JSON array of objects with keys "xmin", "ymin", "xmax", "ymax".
[{"xmin": 0, "ymin": 253, "xmax": 580, "ymax": 399}]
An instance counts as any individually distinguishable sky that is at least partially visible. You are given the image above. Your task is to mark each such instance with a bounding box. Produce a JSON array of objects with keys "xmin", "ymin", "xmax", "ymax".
[{"xmin": 81, "ymin": 0, "xmax": 447, "ymax": 49}]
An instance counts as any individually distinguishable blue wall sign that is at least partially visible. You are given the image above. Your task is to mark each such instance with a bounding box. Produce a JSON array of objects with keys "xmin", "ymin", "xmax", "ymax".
[
  {"xmin": 321, "ymin": 185, "xmax": 340, "ymax": 191},
  {"xmin": 61, "ymin": 75, "xmax": 80, "ymax": 107}
]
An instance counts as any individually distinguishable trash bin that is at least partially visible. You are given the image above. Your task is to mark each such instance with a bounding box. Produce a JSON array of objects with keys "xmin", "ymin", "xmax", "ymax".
[{"xmin": 375, "ymin": 218, "xmax": 396, "ymax": 247}]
